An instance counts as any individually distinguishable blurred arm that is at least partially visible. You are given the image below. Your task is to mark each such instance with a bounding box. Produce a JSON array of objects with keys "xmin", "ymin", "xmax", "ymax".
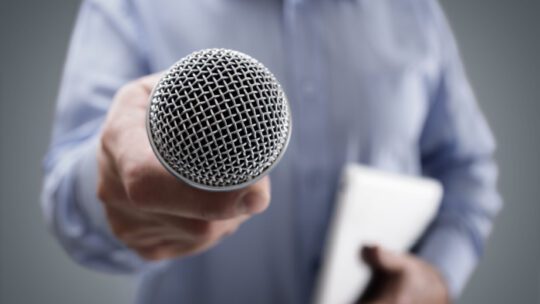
[
  {"xmin": 415, "ymin": 2, "xmax": 503, "ymax": 299},
  {"xmin": 41, "ymin": 0, "xmax": 149, "ymax": 273}
]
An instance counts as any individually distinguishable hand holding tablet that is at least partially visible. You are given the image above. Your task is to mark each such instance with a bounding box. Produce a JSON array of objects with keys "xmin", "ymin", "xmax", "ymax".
[{"xmin": 315, "ymin": 164, "xmax": 443, "ymax": 304}]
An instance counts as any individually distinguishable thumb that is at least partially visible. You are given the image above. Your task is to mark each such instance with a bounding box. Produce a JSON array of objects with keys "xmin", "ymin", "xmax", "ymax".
[{"xmin": 361, "ymin": 245, "xmax": 406, "ymax": 273}]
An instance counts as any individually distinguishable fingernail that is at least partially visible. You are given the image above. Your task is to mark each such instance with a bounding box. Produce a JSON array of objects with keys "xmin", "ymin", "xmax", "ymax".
[{"xmin": 239, "ymin": 192, "xmax": 265, "ymax": 214}]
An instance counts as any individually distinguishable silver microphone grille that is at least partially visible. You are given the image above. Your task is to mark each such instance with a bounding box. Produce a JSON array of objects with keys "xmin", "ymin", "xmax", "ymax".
[{"xmin": 147, "ymin": 49, "xmax": 291, "ymax": 191}]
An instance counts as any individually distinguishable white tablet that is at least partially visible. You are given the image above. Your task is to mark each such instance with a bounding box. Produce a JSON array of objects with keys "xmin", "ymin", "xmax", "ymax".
[{"xmin": 314, "ymin": 164, "xmax": 443, "ymax": 304}]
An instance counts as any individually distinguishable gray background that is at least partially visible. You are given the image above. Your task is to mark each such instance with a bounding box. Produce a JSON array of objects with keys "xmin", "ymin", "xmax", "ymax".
[{"xmin": 0, "ymin": 0, "xmax": 538, "ymax": 303}]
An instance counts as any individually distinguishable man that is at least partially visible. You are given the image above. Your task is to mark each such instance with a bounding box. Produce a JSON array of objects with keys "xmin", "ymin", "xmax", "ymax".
[{"xmin": 42, "ymin": 0, "xmax": 502, "ymax": 303}]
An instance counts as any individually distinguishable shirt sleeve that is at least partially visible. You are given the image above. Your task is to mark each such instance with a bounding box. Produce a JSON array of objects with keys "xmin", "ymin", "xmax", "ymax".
[
  {"xmin": 414, "ymin": 2, "xmax": 503, "ymax": 299},
  {"xmin": 41, "ymin": 0, "xmax": 150, "ymax": 273}
]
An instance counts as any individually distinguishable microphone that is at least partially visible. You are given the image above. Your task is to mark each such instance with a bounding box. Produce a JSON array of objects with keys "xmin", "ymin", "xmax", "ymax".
[{"xmin": 146, "ymin": 49, "xmax": 292, "ymax": 191}]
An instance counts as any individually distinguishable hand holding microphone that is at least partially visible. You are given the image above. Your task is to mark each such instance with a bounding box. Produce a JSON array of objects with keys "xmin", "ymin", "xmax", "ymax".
[{"xmin": 97, "ymin": 49, "xmax": 291, "ymax": 260}]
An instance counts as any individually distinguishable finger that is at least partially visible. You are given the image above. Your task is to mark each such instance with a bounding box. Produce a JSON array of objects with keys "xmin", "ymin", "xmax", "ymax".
[
  {"xmin": 121, "ymin": 219, "xmax": 233, "ymax": 249},
  {"xmin": 122, "ymin": 229, "xmax": 188, "ymax": 248},
  {"xmin": 116, "ymin": 74, "xmax": 162, "ymax": 109},
  {"xmin": 104, "ymin": 73, "xmax": 165, "ymax": 159},
  {"xmin": 109, "ymin": 107, "xmax": 239, "ymax": 220},
  {"xmin": 240, "ymin": 176, "xmax": 271, "ymax": 214},
  {"xmin": 104, "ymin": 203, "xmax": 163, "ymax": 242},
  {"xmin": 106, "ymin": 201, "xmax": 247, "ymax": 242},
  {"xmin": 137, "ymin": 72, "xmax": 164, "ymax": 93},
  {"xmin": 109, "ymin": 75, "xmax": 271, "ymax": 220},
  {"xmin": 361, "ymin": 245, "xmax": 406, "ymax": 273},
  {"xmin": 135, "ymin": 230, "xmax": 229, "ymax": 261},
  {"xmin": 134, "ymin": 240, "xmax": 193, "ymax": 261},
  {"xmin": 150, "ymin": 215, "xmax": 250, "ymax": 259},
  {"xmin": 101, "ymin": 81, "xmax": 155, "ymax": 176},
  {"xmin": 154, "ymin": 213, "xmax": 249, "ymax": 242},
  {"xmin": 122, "ymin": 158, "xmax": 271, "ymax": 220}
]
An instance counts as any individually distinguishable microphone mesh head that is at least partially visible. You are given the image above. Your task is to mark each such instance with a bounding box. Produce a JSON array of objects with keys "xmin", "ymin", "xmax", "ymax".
[{"xmin": 147, "ymin": 49, "xmax": 291, "ymax": 191}]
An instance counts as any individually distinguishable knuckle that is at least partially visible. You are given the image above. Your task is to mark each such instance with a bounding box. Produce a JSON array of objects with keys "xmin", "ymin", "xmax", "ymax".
[
  {"xmin": 116, "ymin": 81, "xmax": 138, "ymax": 100},
  {"xmin": 198, "ymin": 200, "xmax": 237, "ymax": 220},
  {"xmin": 239, "ymin": 188, "xmax": 271, "ymax": 215},
  {"xmin": 135, "ymin": 249, "xmax": 162, "ymax": 261},
  {"xmin": 96, "ymin": 180, "xmax": 110, "ymax": 203},
  {"xmin": 126, "ymin": 185, "xmax": 149, "ymax": 209},
  {"xmin": 135, "ymin": 244, "xmax": 186, "ymax": 261},
  {"xmin": 115, "ymin": 80, "xmax": 148, "ymax": 107},
  {"xmin": 187, "ymin": 221, "xmax": 220, "ymax": 242},
  {"xmin": 256, "ymin": 189, "xmax": 271, "ymax": 208},
  {"xmin": 124, "ymin": 160, "xmax": 144, "ymax": 183},
  {"xmin": 123, "ymin": 164, "xmax": 151, "ymax": 208},
  {"xmin": 109, "ymin": 224, "xmax": 130, "ymax": 241},
  {"xmin": 218, "ymin": 191, "xmax": 241, "ymax": 202},
  {"xmin": 225, "ymin": 224, "xmax": 240, "ymax": 237},
  {"xmin": 99, "ymin": 124, "xmax": 120, "ymax": 160},
  {"xmin": 99, "ymin": 126, "xmax": 113, "ymax": 147}
]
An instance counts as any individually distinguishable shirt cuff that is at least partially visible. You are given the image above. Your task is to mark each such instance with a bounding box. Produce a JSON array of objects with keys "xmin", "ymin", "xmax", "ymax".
[
  {"xmin": 42, "ymin": 137, "xmax": 146, "ymax": 273},
  {"xmin": 416, "ymin": 220, "xmax": 479, "ymax": 299},
  {"xmin": 73, "ymin": 138, "xmax": 111, "ymax": 238}
]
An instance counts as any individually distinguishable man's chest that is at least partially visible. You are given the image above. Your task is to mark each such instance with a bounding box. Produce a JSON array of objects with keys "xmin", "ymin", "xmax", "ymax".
[{"xmin": 139, "ymin": 0, "xmax": 438, "ymax": 173}]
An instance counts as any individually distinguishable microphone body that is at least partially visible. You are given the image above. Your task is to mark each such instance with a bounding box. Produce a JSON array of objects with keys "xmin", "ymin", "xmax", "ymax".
[{"xmin": 147, "ymin": 49, "xmax": 291, "ymax": 191}]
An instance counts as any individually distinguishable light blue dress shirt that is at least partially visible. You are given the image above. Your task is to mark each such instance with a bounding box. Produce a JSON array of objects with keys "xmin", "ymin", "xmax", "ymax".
[{"xmin": 42, "ymin": 0, "xmax": 502, "ymax": 303}]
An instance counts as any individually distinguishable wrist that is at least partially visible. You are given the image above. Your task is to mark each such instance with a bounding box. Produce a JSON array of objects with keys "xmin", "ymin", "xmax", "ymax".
[{"xmin": 420, "ymin": 258, "xmax": 451, "ymax": 304}]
